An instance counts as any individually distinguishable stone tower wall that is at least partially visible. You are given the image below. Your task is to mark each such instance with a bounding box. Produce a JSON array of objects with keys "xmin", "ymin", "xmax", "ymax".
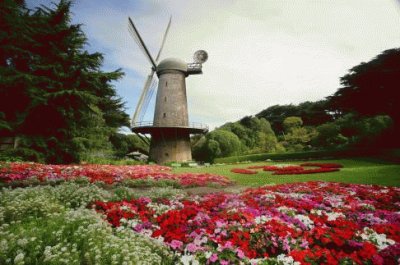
[
  {"xmin": 153, "ymin": 70, "xmax": 189, "ymax": 127},
  {"xmin": 149, "ymin": 69, "xmax": 192, "ymax": 164}
]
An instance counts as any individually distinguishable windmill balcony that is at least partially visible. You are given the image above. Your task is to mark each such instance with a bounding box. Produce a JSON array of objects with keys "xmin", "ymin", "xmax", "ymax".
[{"xmin": 131, "ymin": 121, "xmax": 209, "ymax": 134}]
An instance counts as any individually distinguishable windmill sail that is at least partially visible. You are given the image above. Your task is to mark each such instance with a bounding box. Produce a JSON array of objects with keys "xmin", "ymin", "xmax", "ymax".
[
  {"xmin": 139, "ymin": 78, "xmax": 158, "ymax": 122},
  {"xmin": 129, "ymin": 16, "xmax": 172, "ymax": 126},
  {"xmin": 131, "ymin": 70, "xmax": 155, "ymax": 126},
  {"xmin": 128, "ymin": 17, "xmax": 157, "ymax": 69},
  {"xmin": 155, "ymin": 16, "xmax": 172, "ymax": 62}
]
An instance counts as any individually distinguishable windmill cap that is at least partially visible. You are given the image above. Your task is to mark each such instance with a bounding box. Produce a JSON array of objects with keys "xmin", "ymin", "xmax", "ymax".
[{"xmin": 157, "ymin": 58, "xmax": 187, "ymax": 73}]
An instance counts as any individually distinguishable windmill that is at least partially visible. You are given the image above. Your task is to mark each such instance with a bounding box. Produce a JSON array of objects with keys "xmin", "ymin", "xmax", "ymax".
[{"xmin": 128, "ymin": 16, "xmax": 209, "ymax": 164}]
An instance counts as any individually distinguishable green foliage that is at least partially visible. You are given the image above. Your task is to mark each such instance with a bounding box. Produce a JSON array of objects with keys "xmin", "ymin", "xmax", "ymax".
[
  {"xmin": 328, "ymin": 48, "xmax": 400, "ymax": 147},
  {"xmin": 256, "ymin": 100, "xmax": 333, "ymax": 134},
  {"xmin": 256, "ymin": 132, "xmax": 279, "ymax": 153},
  {"xmin": 207, "ymin": 130, "xmax": 240, "ymax": 156},
  {"xmin": 109, "ymin": 133, "xmax": 149, "ymax": 158},
  {"xmin": 220, "ymin": 117, "xmax": 279, "ymax": 153},
  {"xmin": 0, "ymin": 147, "xmax": 45, "ymax": 162},
  {"xmin": 334, "ymin": 114, "xmax": 393, "ymax": 146},
  {"xmin": 0, "ymin": 0, "xmax": 129, "ymax": 163},
  {"xmin": 283, "ymin": 116, "xmax": 303, "ymax": 132},
  {"xmin": 193, "ymin": 129, "xmax": 242, "ymax": 162},
  {"xmin": 207, "ymin": 139, "xmax": 222, "ymax": 158},
  {"xmin": 313, "ymin": 122, "xmax": 347, "ymax": 147},
  {"xmin": 111, "ymin": 186, "xmax": 137, "ymax": 201},
  {"xmin": 195, "ymin": 117, "xmax": 284, "ymax": 162},
  {"xmin": 280, "ymin": 117, "xmax": 317, "ymax": 151},
  {"xmin": 82, "ymin": 157, "xmax": 143, "ymax": 165},
  {"xmin": 214, "ymin": 148, "xmax": 359, "ymax": 163},
  {"xmin": 112, "ymin": 186, "xmax": 186, "ymax": 200}
]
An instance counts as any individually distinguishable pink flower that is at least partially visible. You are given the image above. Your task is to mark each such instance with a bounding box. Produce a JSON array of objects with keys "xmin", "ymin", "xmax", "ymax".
[
  {"xmin": 186, "ymin": 243, "xmax": 198, "ymax": 253},
  {"xmin": 221, "ymin": 241, "xmax": 233, "ymax": 250},
  {"xmin": 209, "ymin": 254, "xmax": 218, "ymax": 262},
  {"xmin": 169, "ymin": 240, "xmax": 183, "ymax": 250},
  {"xmin": 237, "ymin": 249, "xmax": 245, "ymax": 259}
]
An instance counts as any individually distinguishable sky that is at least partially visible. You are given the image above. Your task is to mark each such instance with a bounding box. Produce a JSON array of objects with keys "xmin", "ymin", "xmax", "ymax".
[{"xmin": 27, "ymin": 0, "xmax": 400, "ymax": 130}]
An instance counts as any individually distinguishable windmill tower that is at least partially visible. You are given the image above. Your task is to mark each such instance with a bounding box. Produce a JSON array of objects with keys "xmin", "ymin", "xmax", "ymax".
[{"xmin": 128, "ymin": 17, "xmax": 209, "ymax": 164}]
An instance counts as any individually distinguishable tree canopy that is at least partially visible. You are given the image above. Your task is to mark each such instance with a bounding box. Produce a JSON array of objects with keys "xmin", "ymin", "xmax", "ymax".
[
  {"xmin": 0, "ymin": 0, "xmax": 129, "ymax": 163},
  {"xmin": 328, "ymin": 48, "xmax": 400, "ymax": 146},
  {"xmin": 256, "ymin": 100, "xmax": 333, "ymax": 134}
]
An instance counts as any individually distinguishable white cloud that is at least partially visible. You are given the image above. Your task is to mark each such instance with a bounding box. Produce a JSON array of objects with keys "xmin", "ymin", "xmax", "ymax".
[{"xmin": 27, "ymin": 0, "xmax": 400, "ymax": 129}]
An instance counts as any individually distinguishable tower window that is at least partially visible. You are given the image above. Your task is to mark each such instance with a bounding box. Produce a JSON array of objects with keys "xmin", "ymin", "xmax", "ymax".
[
  {"xmin": 165, "ymin": 152, "xmax": 169, "ymax": 157},
  {"xmin": 165, "ymin": 81, "xmax": 168, "ymax": 87},
  {"xmin": 163, "ymin": 113, "xmax": 166, "ymax": 118},
  {"xmin": 164, "ymin": 96, "xmax": 167, "ymax": 102}
]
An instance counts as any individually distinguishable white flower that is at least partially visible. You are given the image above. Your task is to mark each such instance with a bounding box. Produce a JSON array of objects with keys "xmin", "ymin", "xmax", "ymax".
[
  {"xmin": 255, "ymin": 215, "xmax": 271, "ymax": 225},
  {"xmin": 326, "ymin": 212, "xmax": 345, "ymax": 221},
  {"xmin": 120, "ymin": 205, "xmax": 130, "ymax": 211},
  {"xmin": 261, "ymin": 193, "xmax": 276, "ymax": 200},
  {"xmin": 14, "ymin": 253, "xmax": 25, "ymax": 265},
  {"xmin": 359, "ymin": 227, "xmax": 396, "ymax": 250},
  {"xmin": 277, "ymin": 206, "xmax": 296, "ymax": 214},
  {"xmin": 180, "ymin": 254, "xmax": 199, "ymax": 265},
  {"xmin": 294, "ymin": 214, "xmax": 314, "ymax": 229},
  {"xmin": 17, "ymin": 238, "xmax": 28, "ymax": 247},
  {"xmin": 277, "ymin": 254, "xmax": 301, "ymax": 265},
  {"xmin": 310, "ymin": 209, "xmax": 323, "ymax": 216}
]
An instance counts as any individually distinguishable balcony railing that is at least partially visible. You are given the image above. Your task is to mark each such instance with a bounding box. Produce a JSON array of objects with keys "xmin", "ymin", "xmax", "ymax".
[{"xmin": 131, "ymin": 121, "xmax": 209, "ymax": 131}]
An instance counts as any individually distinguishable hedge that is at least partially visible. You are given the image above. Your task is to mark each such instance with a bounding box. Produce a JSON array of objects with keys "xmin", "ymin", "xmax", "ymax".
[{"xmin": 214, "ymin": 148, "xmax": 379, "ymax": 163}]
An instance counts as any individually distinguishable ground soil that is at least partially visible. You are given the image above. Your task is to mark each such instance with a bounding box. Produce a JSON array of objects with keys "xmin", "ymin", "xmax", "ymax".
[{"xmin": 184, "ymin": 185, "xmax": 246, "ymax": 195}]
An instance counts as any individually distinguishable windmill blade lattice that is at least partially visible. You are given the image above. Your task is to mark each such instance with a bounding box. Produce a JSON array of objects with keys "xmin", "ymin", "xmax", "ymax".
[
  {"xmin": 129, "ymin": 16, "xmax": 172, "ymax": 126},
  {"xmin": 128, "ymin": 17, "xmax": 157, "ymax": 69},
  {"xmin": 155, "ymin": 16, "xmax": 172, "ymax": 62},
  {"xmin": 131, "ymin": 71, "xmax": 155, "ymax": 126},
  {"xmin": 139, "ymin": 78, "xmax": 158, "ymax": 122}
]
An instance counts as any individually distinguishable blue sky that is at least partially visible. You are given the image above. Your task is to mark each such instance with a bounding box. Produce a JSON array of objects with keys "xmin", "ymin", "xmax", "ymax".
[{"xmin": 26, "ymin": 0, "xmax": 400, "ymax": 130}]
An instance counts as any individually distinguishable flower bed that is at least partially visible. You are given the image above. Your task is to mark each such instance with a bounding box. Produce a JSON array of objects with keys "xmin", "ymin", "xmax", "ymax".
[
  {"xmin": 263, "ymin": 165, "xmax": 304, "ymax": 172},
  {"xmin": 300, "ymin": 162, "xmax": 343, "ymax": 168},
  {"xmin": 0, "ymin": 183, "xmax": 177, "ymax": 264},
  {"xmin": 247, "ymin": 166, "xmax": 266, "ymax": 169},
  {"xmin": 0, "ymin": 162, "xmax": 232, "ymax": 187},
  {"xmin": 231, "ymin": 168, "xmax": 258, "ymax": 174},
  {"xmin": 230, "ymin": 163, "xmax": 343, "ymax": 175},
  {"xmin": 268, "ymin": 163, "xmax": 342, "ymax": 175},
  {"xmin": 94, "ymin": 181, "xmax": 400, "ymax": 264},
  {"xmin": 270, "ymin": 166, "xmax": 340, "ymax": 175}
]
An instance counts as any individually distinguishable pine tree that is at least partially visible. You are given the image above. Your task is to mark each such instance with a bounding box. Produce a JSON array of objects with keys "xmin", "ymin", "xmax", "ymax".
[{"xmin": 0, "ymin": 0, "xmax": 129, "ymax": 163}]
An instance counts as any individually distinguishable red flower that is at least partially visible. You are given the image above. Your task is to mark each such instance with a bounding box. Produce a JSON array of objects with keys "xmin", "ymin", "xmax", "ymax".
[{"xmin": 231, "ymin": 168, "xmax": 258, "ymax": 174}]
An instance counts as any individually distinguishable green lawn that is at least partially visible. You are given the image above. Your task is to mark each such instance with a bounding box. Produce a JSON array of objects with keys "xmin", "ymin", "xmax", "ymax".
[{"xmin": 173, "ymin": 158, "xmax": 400, "ymax": 187}]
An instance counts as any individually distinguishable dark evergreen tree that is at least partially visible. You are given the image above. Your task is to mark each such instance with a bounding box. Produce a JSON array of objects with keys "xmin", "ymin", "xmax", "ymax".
[
  {"xmin": 0, "ymin": 0, "xmax": 129, "ymax": 163},
  {"xmin": 328, "ymin": 48, "xmax": 400, "ymax": 147}
]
